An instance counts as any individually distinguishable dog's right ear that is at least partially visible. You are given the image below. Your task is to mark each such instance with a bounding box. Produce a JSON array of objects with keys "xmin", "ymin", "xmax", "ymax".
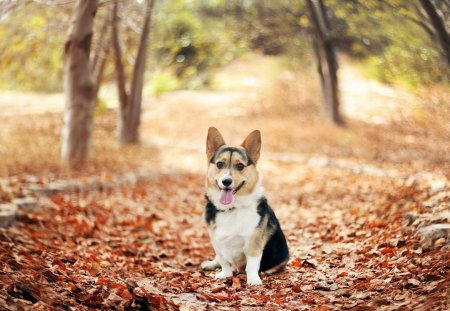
[{"xmin": 206, "ymin": 127, "xmax": 225, "ymax": 161}]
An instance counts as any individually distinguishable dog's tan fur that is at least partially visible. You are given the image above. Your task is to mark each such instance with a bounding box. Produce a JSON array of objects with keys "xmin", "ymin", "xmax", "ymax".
[{"xmin": 247, "ymin": 215, "xmax": 274, "ymax": 257}]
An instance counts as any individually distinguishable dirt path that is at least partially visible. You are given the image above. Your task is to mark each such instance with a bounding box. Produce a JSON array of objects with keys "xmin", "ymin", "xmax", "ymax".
[
  {"xmin": 0, "ymin": 55, "xmax": 416, "ymax": 121},
  {"xmin": 137, "ymin": 56, "xmax": 448, "ymax": 179},
  {"xmin": 340, "ymin": 60, "xmax": 417, "ymax": 125}
]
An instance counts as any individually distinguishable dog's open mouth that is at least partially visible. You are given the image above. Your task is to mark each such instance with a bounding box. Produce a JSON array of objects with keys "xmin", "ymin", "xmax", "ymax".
[{"xmin": 218, "ymin": 181, "xmax": 245, "ymax": 205}]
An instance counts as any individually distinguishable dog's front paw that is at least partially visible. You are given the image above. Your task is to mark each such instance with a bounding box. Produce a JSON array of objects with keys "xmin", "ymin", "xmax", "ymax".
[
  {"xmin": 214, "ymin": 270, "xmax": 233, "ymax": 279},
  {"xmin": 201, "ymin": 259, "xmax": 220, "ymax": 271},
  {"xmin": 247, "ymin": 274, "xmax": 262, "ymax": 285}
]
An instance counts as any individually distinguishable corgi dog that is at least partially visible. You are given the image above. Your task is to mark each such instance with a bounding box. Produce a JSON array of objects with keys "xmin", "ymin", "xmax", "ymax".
[{"xmin": 201, "ymin": 127, "xmax": 289, "ymax": 285}]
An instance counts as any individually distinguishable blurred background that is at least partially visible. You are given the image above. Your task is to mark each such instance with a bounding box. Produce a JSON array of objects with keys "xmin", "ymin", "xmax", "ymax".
[
  {"xmin": 0, "ymin": 2, "xmax": 449, "ymax": 308},
  {"xmin": 0, "ymin": 0, "xmax": 448, "ymax": 178}
]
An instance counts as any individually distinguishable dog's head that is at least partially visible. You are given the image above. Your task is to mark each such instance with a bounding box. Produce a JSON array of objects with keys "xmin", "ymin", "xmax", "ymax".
[{"xmin": 206, "ymin": 127, "xmax": 261, "ymax": 206}]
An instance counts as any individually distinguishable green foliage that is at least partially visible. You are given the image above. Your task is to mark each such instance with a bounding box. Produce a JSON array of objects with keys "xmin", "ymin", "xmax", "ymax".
[
  {"xmin": 365, "ymin": 45, "xmax": 448, "ymax": 87},
  {"xmin": 151, "ymin": 0, "xmax": 244, "ymax": 89},
  {"xmin": 196, "ymin": 0, "xmax": 307, "ymax": 56},
  {"xmin": 324, "ymin": 0, "xmax": 449, "ymax": 86},
  {"xmin": 0, "ymin": 0, "xmax": 447, "ymax": 93},
  {"xmin": 148, "ymin": 71, "xmax": 180, "ymax": 96},
  {"xmin": 0, "ymin": 4, "xmax": 69, "ymax": 93}
]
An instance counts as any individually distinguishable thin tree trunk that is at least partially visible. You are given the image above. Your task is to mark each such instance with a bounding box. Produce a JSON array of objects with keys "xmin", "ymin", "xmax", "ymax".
[
  {"xmin": 61, "ymin": 0, "xmax": 99, "ymax": 168},
  {"xmin": 92, "ymin": 47, "xmax": 109, "ymax": 98},
  {"xmin": 111, "ymin": 0, "xmax": 128, "ymax": 109},
  {"xmin": 92, "ymin": 5, "xmax": 112, "ymax": 98},
  {"xmin": 306, "ymin": 0, "xmax": 342, "ymax": 125},
  {"xmin": 419, "ymin": 0, "xmax": 450, "ymax": 66},
  {"xmin": 123, "ymin": 0, "xmax": 155, "ymax": 144},
  {"xmin": 113, "ymin": 0, "xmax": 155, "ymax": 145}
]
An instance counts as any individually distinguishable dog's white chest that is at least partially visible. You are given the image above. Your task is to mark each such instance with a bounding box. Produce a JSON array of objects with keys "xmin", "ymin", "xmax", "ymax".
[{"xmin": 210, "ymin": 206, "xmax": 261, "ymax": 264}]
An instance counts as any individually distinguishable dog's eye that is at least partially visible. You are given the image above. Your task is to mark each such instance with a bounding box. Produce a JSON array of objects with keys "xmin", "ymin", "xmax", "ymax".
[
  {"xmin": 236, "ymin": 163, "xmax": 245, "ymax": 171},
  {"xmin": 216, "ymin": 162, "xmax": 224, "ymax": 169}
]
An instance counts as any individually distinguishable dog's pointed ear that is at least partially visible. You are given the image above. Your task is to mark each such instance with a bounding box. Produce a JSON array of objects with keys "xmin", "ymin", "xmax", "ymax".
[
  {"xmin": 206, "ymin": 127, "xmax": 225, "ymax": 161},
  {"xmin": 241, "ymin": 130, "xmax": 261, "ymax": 164}
]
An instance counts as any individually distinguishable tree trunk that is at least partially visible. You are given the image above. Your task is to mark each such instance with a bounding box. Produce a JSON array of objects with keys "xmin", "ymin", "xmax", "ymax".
[
  {"xmin": 306, "ymin": 0, "xmax": 342, "ymax": 125},
  {"xmin": 61, "ymin": 0, "xmax": 98, "ymax": 168},
  {"xmin": 112, "ymin": 0, "xmax": 155, "ymax": 145},
  {"xmin": 92, "ymin": 5, "xmax": 112, "ymax": 98},
  {"xmin": 111, "ymin": 0, "xmax": 128, "ymax": 109},
  {"xmin": 419, "ymin": 0, "xmax": 450, "ymax": 66},
  {"xmin": 92, "ymin": 47, "xmax": 109, "ymax": 99}
]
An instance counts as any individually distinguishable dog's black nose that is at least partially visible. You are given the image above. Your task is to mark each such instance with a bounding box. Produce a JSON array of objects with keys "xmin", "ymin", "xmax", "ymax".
[{"xmin": 222, "ymin": 178, "xmax": 232, "ymax": 187}]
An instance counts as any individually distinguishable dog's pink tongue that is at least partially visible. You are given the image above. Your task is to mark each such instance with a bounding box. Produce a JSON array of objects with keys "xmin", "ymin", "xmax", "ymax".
[{"xmin": 219, "ymin": 189, "xmax": 233, "ymax": 205}]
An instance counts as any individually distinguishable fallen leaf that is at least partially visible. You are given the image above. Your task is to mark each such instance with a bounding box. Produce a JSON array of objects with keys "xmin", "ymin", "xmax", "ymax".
[
  {"xmin": 250, "ymin": 294, "xmax": 270, "ymax": 302},
  {"xmin": 292, "ymin": 257, "xmax": 302, "ymax": 268},
  {"xmin": 406, "ymin": 278, "xmax": 420, "ymax": 287},
  {"xmin": 232, "ymin": 276, "xmax": 241, "ymax": 289},
  {"xmin": 196, "ymin": 292, "xmax": 228, "ymax": 302},
  {"xmin": 292, "ymin": 284, "xmax": 301, "ymax": 292}
]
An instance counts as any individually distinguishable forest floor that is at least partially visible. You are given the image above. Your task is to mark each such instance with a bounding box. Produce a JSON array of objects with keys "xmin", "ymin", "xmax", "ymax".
[{"xmin": 0, "ymin": 56, "xmax": 449, "ymax": 310}]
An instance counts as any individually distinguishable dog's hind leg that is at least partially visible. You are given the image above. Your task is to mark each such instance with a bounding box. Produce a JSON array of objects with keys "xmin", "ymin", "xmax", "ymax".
[
  {"xmin": 263, "ymin": 258, "xmax": 288, "ymax": 275},
  {"xmin": 200, "ymin": 255, "xmax": 220, "ymax": 271}
]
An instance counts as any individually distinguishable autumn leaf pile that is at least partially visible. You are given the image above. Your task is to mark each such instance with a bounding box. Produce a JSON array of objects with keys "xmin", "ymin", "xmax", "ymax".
[{"xmin": 1, "ymin": 160, "xmax": 448, "ymax": 310}]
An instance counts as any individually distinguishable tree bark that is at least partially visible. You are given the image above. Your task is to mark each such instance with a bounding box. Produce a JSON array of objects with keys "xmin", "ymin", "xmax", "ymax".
[
  {"xmin": 418, "ymin": 0, "xmax": 450, "ymax": 66},
  {"xmin": 92, "ymin": 5, "xmax": 112, "ymax": 98},
  {"xmin": 61, "ymin": 0, "xmax": 98, "ymax": 168},
  {"xmin": 111, "ymin": 0, "xmax": 129, "ymax": 124},
  {"xmin": 92, "ymin": 47, "xmax": 109, "ymax": 99},
  {"xmin": 306, "ymin": 0, "xmax": 342, "ymax": 125},
  {"xmin": 112, "ymin": 0, "xmax": 155, "ymax": 145}
]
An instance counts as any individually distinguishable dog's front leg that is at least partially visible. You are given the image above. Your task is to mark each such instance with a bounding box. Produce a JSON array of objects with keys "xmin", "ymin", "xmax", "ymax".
[
  {"xmin": 246, "ymin": 254, "xmax": 262, "ymax": 285},
  {"xmin": 246, "ymin": 215, "xmax": 271, "ymax": 285},
  {"xmin": 200, "ymin": 255, "xmax": 220, "ymax": 271},
  {"xmin": 214, "ymin": 255, "xmax": 233, "ymax": 279}
]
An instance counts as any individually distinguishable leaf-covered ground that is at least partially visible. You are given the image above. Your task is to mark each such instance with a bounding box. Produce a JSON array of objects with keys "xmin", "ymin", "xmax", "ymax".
[
  {"xmin": 1, "ymin": 164, "xmax": 448, "ymax": 310},
  {"xmin": 0, "ymin": 57, "xmax": 449, "ymax": 309}
]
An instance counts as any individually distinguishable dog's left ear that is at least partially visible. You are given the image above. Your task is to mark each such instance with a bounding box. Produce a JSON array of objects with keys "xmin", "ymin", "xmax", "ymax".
[{"xmin": 241, "ymin": 130, "xmax": 261, "ymax": 164}]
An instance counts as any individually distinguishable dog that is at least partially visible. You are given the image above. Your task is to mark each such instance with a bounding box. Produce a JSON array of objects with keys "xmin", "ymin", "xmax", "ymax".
[{"xmin": 201, "ymin": 127, "xmax": 289, "ymax": 285}]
